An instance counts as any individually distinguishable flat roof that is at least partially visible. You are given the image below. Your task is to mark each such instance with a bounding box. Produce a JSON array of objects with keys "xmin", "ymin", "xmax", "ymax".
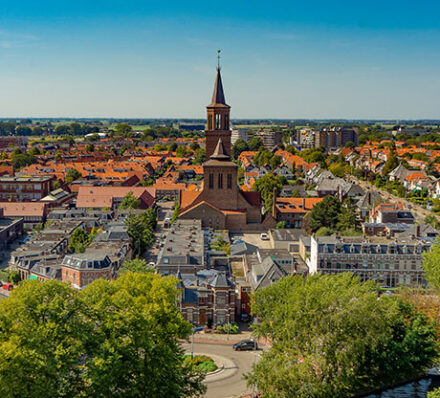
[{"xmin": 0, "ymin": 176, "xmax": 53, "ymax": 182}]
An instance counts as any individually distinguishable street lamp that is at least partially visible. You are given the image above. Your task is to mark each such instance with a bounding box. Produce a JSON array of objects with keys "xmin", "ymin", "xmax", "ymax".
[{"xmin": 190, "ymin": 326, "xmax": 204, "ymax": 359}]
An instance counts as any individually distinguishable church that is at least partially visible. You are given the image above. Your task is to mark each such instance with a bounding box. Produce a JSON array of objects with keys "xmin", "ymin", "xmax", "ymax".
[{"xmin": 179, "ymin": 64, "xmax": 275, "ymax": 232}]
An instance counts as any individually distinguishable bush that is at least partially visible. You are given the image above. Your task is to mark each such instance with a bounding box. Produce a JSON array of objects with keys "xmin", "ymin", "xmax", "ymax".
[
  {"xmin": 216, "ymin": 323, "xmax": 239, "ymax": 334},
  {"xmin": 315, "ymin": 226, "xmax": 332, "ymax": 236},
  {"xmin": 184, "ymin": 355, "xmax": 217, "ymax": 373},
  {"xmin": 429, "ymin": 389, "xmax": 440, "ymax": 398},
  {"xmin": 0, "ymin": 270, "xmax": 9, "ymax": 283}
]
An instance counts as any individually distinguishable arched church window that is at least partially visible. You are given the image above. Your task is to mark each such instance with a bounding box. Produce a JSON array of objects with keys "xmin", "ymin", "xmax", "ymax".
[
  {"xmin": 209, "ymin": 173, "xmax": 214, "ymax": 189},
  {"xmin": 218, "ymin": 173, "xmax": 223, "ymax": 189},
  {"xmin": 227, "ymin": 174, "xmax": 232, "ymax": 189}
]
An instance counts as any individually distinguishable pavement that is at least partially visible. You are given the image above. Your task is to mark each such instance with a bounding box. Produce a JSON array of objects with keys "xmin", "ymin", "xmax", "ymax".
[
  {"xmin": 231, "ymin": 233, "xmax": 272, "ymax": 250},
  {"xmin": 351, "ymin": 176, "xmax": 435, "ymax": 222},
  {"xmin": 181, "ymin": 341, "xmax": 262, "ymax": 398}
]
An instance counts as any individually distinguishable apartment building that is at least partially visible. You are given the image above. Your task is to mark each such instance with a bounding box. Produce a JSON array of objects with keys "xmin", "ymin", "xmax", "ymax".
[
  {"xmin": 308, "ymin": 235, "xmax": 431, "ymax": 287},
  {"xmin": 0, "ymin": 176, "xmax": 54, "ymax": 201},
  {"xmin": 156, "ymin": 219, "xmax": 205, "ymax": 274}
]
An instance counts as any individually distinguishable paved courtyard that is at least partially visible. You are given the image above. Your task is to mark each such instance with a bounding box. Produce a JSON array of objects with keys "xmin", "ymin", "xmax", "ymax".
[{"xmin": 231, "ymin": 232, "xmax": 272, "ymax": 250}]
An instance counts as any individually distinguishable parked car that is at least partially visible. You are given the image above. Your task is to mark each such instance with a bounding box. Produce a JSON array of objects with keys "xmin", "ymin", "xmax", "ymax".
[
  {"xmin": 1, "ymin": 283, "xmax": 14, "ymax": 291},
  {"xmin": 260, "ymin": 233, "xmax": 269, "ymax": 240},
  {"xmin": 233, "ymin": 340, "xmax": 258, "ymax": 351}
]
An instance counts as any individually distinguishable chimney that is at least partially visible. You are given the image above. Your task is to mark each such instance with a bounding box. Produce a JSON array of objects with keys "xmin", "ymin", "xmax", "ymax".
[{"xmin": 415, "ymin": 224, "xmax": 421, "ymax": 238}]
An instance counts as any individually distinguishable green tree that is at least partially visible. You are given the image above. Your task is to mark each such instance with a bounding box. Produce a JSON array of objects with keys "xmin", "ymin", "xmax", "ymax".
[
  {"xmin": 246, "ymin": 274, "xmax": 437, "ymax": 398},
  {"xmin": 425, "ymin": 214, "xmax": 440, "ymax": 229},
  {"xmin": 329, "ymin": 163, "xmax": 346, "ymax": 178},
  {"xmin": 253, "ymin": 173, "xmax": 283, "ymax": 212},
  {"xmin": 125, "ymin": 210, "xmax": 157, "ymax": 257},
  {"xmin": 169, "ymin": 142, "xmax": 178, "ymax": 152},
  {"xmin": 190, "ymin": 142, "xmax": 200, "ymax": 151},
  {"xmin": 0, "ymin": 274, "xmax": 206, "ymax": 397},
  {"xmin": 69, "ymin": 228, "xmax": 93, "ymax": 253},
  {"xmin": 171, "ymin": 201, "xmax": 179, "ymax": 224},
  {"xmin": 119, "ymin": 191, "xmax": 140, "ymax": 210},
  {"xmin": 269, "ymin": 155, "xmax": 282, "ymax": 170},
  {"xmin": 423, "ymin": 239, "xmax": 440, "ymax": 291},
  {"xmin": 300, "ymin": 148, "xmax": 326, "ymax": 164},
  {"xmin": 232, "ymin": 139, "xmax": 249, "ymax": 159},
  {"xmin": 120, "ymin": 258, "xmax": 154, "ymax": 274},
  {"xmin": 10, "ymin": 149, "xmax": 37, "ymax": 170},
  {"xmin": 337, "ymin": 198, "xmax": 358, "ymax": 231},
  {"xmin": 114, "ymin": 123, "xmax": 133, "ymax": 137},
  {"xmin": 8, "ymin": 271, "xmax": 20, "ymax": 284},
  {"xmin": 176, "ymin": 146, "xmax": 188, "ymax": 158},
  {"xmin": 382, "ymin": 153, "xmax": 399, "ymax": 176},
  {"xmin": 28, "ymin": 147, "xmax": 40, "ymax": 156},
  {"xmin": 429, "ymin": 388, "xmax": 440, "ymax": 398},
  {"xmin": 275, "ymin": 221, "xmax": 287, "ymax": 229},
  {"xmin": 0, "ymin": 280, "xmax": 87, "ymax": 397},
  {"xmin": 65, "ymin": 168, "xmax": 82, "ymax": 183},
  {"xmin": 315, "ymin": 226, "xmax": 333, "ymax": 236},
  {"xmin": 309, "ymin": 196, "xmax": 341, "ymax": 232},
  {"xmin": 193, "ymin": 148, "xmax": 206, "ymax": 165},
  {"xmin": 248, "ymin": 136, "xmax": 264, "ymax": 151}
]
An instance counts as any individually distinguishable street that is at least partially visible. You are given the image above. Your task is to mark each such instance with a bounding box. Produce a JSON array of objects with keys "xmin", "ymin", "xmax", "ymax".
[
  {"xmin": 181, "ymin": 342, "xmax": 261, "ymax": 398},
  {"xmin": 351, "ymin": 176, "xmax": 434, "ymax": 222}
]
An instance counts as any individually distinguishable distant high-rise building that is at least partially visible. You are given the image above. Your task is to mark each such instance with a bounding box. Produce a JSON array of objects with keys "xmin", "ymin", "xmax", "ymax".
[
  {"xmin": 313, "ymin": 128, "xmax": 358, "ymax": 151},
  {"xmin": 254, "ymin": 129, "xmax": 283, "ymax": 149},
  {"xmin": 231, "ymin": 128, "xmax": 247, "ymax": 145}
]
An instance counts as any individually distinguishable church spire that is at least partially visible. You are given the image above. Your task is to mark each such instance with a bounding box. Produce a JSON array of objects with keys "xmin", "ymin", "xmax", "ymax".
[
  {"xmin": 205, "ymin": 51, "xmax": 232, "ymax": 158},
  {"xmin": 210, "ymin": 68, "xmax": 227, "ymax": 106}
]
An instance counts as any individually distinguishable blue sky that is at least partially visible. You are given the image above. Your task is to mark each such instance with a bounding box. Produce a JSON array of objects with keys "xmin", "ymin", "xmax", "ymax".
[{"xmin": 0, "ymin": 0, "xmax": 439, "ymax": 119}]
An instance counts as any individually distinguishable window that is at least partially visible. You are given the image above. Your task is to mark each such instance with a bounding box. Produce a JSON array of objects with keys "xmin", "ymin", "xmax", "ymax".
[
  {"xmin": 218, "ymin": 173, "xmax": 223, "ymax": 189},
  {"xmin": 217, "ymin": 313, "xmax": 226, "ymax": 325},
  {"xmin": 209, "ymin": 173, "xmax": 214, "ymax": 189},
  {"xmin": 217, "ymin": 295, "xmax": 226, "ymax": 305},
  {"xmin": 187, "ymin": 309, "xmax": 193, "ymax": 323},
  {"xmin": 227, "ymin": 173, "xmax": 232, "ymax": 189}
]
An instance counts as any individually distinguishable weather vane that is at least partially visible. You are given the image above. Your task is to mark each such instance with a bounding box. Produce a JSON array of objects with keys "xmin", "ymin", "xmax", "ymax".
[{"xmin": 217, "ymin": 49, "xmax": 221, "ymax": 70}]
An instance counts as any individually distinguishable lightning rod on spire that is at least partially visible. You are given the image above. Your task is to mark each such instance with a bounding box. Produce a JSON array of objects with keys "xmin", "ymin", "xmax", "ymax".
[{"xmin": 217, "ymin": 49, "xmax": 221, "ymax": 70}]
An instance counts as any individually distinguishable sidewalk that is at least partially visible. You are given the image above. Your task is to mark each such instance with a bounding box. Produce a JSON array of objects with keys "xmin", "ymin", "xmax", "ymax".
[{"xmin": 181, "ymin": 330, "xmax": 271, "ymax": 348}]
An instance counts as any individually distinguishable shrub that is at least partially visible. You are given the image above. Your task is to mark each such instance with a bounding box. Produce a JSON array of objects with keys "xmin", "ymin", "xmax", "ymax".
[
  {"xmin": 184, "ymin": 355, "xmax": 217, "ymax": 373},
  {"xmin": 216, "ymin": 323, "xmax": 239, "ymax": 334}
]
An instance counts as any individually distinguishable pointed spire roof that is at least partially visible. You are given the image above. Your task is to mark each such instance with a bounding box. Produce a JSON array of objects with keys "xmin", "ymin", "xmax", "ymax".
[
  {"xmin": 210, "ymin": 138, "xmax": 230, "ymax": 160},
  {"xmin": 208, "ymin": 68, "xmax": 230, "ymax": 107}
]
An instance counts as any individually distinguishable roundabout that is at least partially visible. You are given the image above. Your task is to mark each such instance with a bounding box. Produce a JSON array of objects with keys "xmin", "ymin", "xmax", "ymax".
[{"xmin": 182, "ymin": 342, "xmax": 262, "ymax": 398}]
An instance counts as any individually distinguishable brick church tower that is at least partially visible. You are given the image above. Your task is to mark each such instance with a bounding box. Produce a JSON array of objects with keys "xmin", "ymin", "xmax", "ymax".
[
  {"xmin": 205, "ymin": 66, "xmax": 231, "ymax": 158},
  {"xmin": 178, "ymin": 58, "xmax": 272, "ymax": 231}
]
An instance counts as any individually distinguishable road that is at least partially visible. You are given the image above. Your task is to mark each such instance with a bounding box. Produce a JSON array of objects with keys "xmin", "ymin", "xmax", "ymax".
[
  {"xmin": 181, "ymin": 342, "xmax": 261, "ymax": 398},
  {"xmin": 351, "ymin": 176, "xmax": 435, "ymax": 222}
]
